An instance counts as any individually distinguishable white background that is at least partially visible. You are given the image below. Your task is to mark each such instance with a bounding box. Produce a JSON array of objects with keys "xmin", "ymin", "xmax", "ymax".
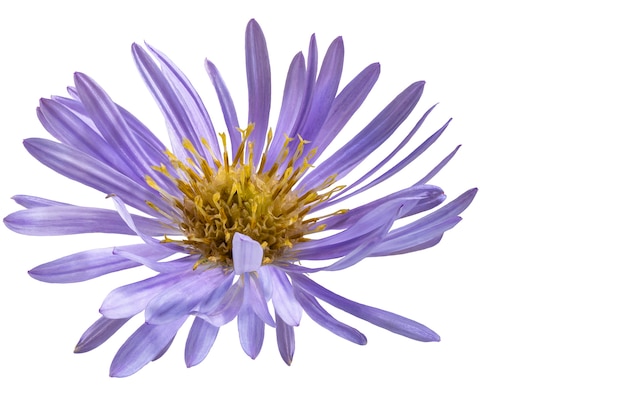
[{"xmin": 1, "ymin": 0, "xmax": 624, "ymax": 415}]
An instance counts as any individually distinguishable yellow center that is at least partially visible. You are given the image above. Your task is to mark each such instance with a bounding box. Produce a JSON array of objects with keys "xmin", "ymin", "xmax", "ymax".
[{"xmin": 146, "ymin": 125, "xmax": 344, "ymax": 269}]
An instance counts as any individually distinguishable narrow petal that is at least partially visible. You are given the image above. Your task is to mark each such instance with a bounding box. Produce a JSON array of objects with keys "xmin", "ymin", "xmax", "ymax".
[
  {"xmin": 306, "ymin": 62, "xmax": 380, "ymax": 166},
  {"xmin": 205, "ymin": 59, "xmax": 241, "ymax": 153},
  {"xmin": 318, "ymin": 184, "xmax": 445, "ymax": 230},
  {"xmin": 293, "ymin": 286, "xmax": 367, "ymax": 345},
  {"xmin": 299, "ymin": 81, "xmax": 425, "ymax": 191},
  {"xmin": 297, "ymin": 37, "xmax": 344, "ymax": 145},
  {"xmin": 11, "ymin": 194, "xmax": 70, "ymax": 208},
  {"xmin": 29, "ymin": 243, "xmax": 171, "ymax": 283},
  {"xmin": 245, "ymin": 19, "xmax": 271, "ymax": 166},
  {"xmin": 110, "ymin": 319, "xmax": 185, "ymax": 377},
  {"xmin": 74, "ymin": 316, "xmax": 130, "ymax": 353},
  {"xmin": 4, "ymin": 205, "xmax": 169, "ymax": 236},
  {"xmin": 276, "ymin": 314, "xmax": 295, "ymax": 365},
  {"xmin": 232, "ymin": 233, "xmax": 263, "ymax": 274},
  {"xmin": 184, "ymin": 317, "xmax": 219, "ymax": 368},
  {"xmin": 293, "ymin": 274, "xmax": 440, "ymax": 342},
  {"xmin": 269, "ymin": 52, "xmax": 306, "ymax": 164}
]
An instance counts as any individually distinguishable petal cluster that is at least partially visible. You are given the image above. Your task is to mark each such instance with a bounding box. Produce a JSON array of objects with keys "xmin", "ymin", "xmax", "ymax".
[{"xmin": 4, "ymin": 20, "xmax": 476, "ymax": 377}]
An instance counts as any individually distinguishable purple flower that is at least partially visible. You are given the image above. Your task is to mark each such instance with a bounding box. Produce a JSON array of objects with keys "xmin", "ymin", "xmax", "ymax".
[{"xmin": 4, "ymin": 19, "xmax": 476, "ymax": 377}]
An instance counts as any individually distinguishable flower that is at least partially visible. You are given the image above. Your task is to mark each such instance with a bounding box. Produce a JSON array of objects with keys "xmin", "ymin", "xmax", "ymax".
[{"xmin": 4, "ymin": 19, "xmax": 477, "ymax": 377}]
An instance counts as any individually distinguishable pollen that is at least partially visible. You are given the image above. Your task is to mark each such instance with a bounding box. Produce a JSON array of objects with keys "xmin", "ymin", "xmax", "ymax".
[{"xmin": 146, "ymin": 125, "xmax": 343, "ymax": 268}]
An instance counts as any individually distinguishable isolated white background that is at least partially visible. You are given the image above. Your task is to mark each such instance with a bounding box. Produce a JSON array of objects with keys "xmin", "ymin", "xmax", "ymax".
[{"xmin": 1, "ymin": 0, "xmax": 623, "ymax": 415}]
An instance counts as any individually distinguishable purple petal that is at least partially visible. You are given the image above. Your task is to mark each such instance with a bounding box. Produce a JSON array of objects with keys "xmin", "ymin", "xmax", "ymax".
[
  {"xmin": 29, "ymin": 243, "xmax": 171, "ymax": 283},
  {"xmin": 299, "ymin": 81, "xmax": 425, "ymax": 191},
  {"xmin": 184, "ymin": 317, "xmax": 219, "ymax": 367},
  {"xmin": 293, "ymin": 285, "xmax": 367, "ymax": 345},
  {"xmin": 4, "ymin": 205, "xmax": 169, "ymax": 236},
  {"xmin": 319, "ymin": 184, "xmax": 445, "ymax": 230},
  {"xmin": 245, "ymin": 274, "xmax": 276, "ymax": 326},
  {"xmin": 237, "ymin": 302, "xmax": 265, "ymax": 359},
  {"xmin": 23, "ymin": 138, "xmax": 165, "ymax": 214},
  {"xmin": 100, "ymin": 271, "xmax": 185, "ymax": 319},
  {"xmin": 232, "ymin": 233, "xmax": 263, "ymax": 274},
  {"xmin": 416, "ymin": 145, "xmax": 461, "ymax": 185},
  {"xmin": 297, "ymin": 37, "xmax": 344, "ymax": 146},
  {"xmin": 145, "ymin": 268, "xmax": 228, "ymax": 325},
  {"xmin": 145, "ymin": 43, "xmax": 220, "ymax": 157},
  {"xmin": 73, "ymin": 73, "xmax": 157, "ymax": 181},
  {"xmin": 266, "ymin": 52, "xmax": 306, "ymax": 168},
  {"xmin": 293, "ymin": 274, "xmax": 440, "ymax": 342},
  {"xmin": 201, "ymin": 278, "xmax": 244, "ymax": 326},
  {"xmin": 109, "ymin": 319, "xmax": 185, "ymax": 377},
  {"xmin": 37, "ymin": 98, "xmax": 134, "ymax": 177},
  {"xmin": 261, "ymin": 266, "xmax": 301, "ymax": 326},
  {"xmin": 306, "ymin": 62, "xmax": 380, "ymax": 166},
  {"xmin": 74, "ymin": 316, "xmax": 130, "ymax": 353},
  {"xmin": 245, "ymin": 19, "xmax": 271, "ymax": 166},
  {"xmin": 11, "ymin": 195, "xmax": 70, "ymax": 208},
  {"xmin": 372, "ymin": 216, "xmax": 462, "ymax": 256},
  {"xmin": 318, "ymin": 105, "xmax": 440, "ymax": 208},
  {"xmin": 205, "ymin": 59, "xmax": 241, "ymax": 154},
  {"xmin": 276, "ymin": 314, "xmax": 295, "ymax": 365}
]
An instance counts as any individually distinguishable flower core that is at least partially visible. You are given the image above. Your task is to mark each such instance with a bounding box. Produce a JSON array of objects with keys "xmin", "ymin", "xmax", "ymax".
[{"xmin": 147, "ymin": 125, "xmax": 342, "ymax": 268}]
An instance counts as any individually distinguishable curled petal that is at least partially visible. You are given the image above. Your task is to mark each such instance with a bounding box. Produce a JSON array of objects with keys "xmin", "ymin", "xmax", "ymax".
[{"xmin": 232, "ymin": 233, "xmax": 263, "ymax": 274}]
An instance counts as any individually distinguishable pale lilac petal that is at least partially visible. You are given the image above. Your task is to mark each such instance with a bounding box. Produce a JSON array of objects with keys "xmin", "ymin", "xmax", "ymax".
[
  {"xmin": 201, "ymin": 278, "xmax": 244, "ymax": 326},
  {"xmin": 245, "ymin": 274, "xmax": 275, "ymax": 326},
  {"xmin": 185, "ymin": 317, "xmax": 219, "ymax": 367},
  {"xmin": 11, "ymin": 194, "xmax": 71, "ymax": 208},
  {"xmin": 276, "ymin": 314, "xmax": 295, "ymax": 365},
  {"xmin": 237, "ymin": 302, "xmax": 265, "ymax": 359},
  {"xmin": 29, "ymin": 243, "xmax": 170, "ymax": 283},
  {"xmin": 261, "ymin": 266, "xmax": 301, "ymax": 326},
  {"xmin": 416, "ymin": 145, "xmax": 462, "ymax": 185},
  {"xmin": 294, "ymin": 274, "xmax": 440, "ymax": 342},
  {"xmin": 109, "ymin": 319, "xmax": 185, "ymax": 377},
  {"xmin": 100, "ymin": 271, "xmax": 185, "ymax": 319},
  {"xmin": 4, "ymin": 205, "xmax": 169, "ymax": 236},
  {"xmin": 74, "ymin": 316, "xmax": 131, "ymax": 353},
  {"xmin": 145, "ymin": 268, "xmax": 228, "ymax": 325},
  {"xmin": 232, "ymin": 233, "xmax": 263, "ymax": 274},
  {"xmin": 111, "ymin": 247, "xmax": 195, "ymax": 273}
]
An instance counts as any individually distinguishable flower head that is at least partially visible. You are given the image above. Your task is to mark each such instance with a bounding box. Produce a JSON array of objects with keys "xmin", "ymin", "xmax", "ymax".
[{"xmin": 4, "ymin": 19, "xmax": 477, "ymax": 377}]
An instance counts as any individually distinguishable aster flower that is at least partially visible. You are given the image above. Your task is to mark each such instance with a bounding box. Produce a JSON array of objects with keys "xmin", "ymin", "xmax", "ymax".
[{"xmin": 4, "ymin": 19, "xmax": 476, "ymax": 377}]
